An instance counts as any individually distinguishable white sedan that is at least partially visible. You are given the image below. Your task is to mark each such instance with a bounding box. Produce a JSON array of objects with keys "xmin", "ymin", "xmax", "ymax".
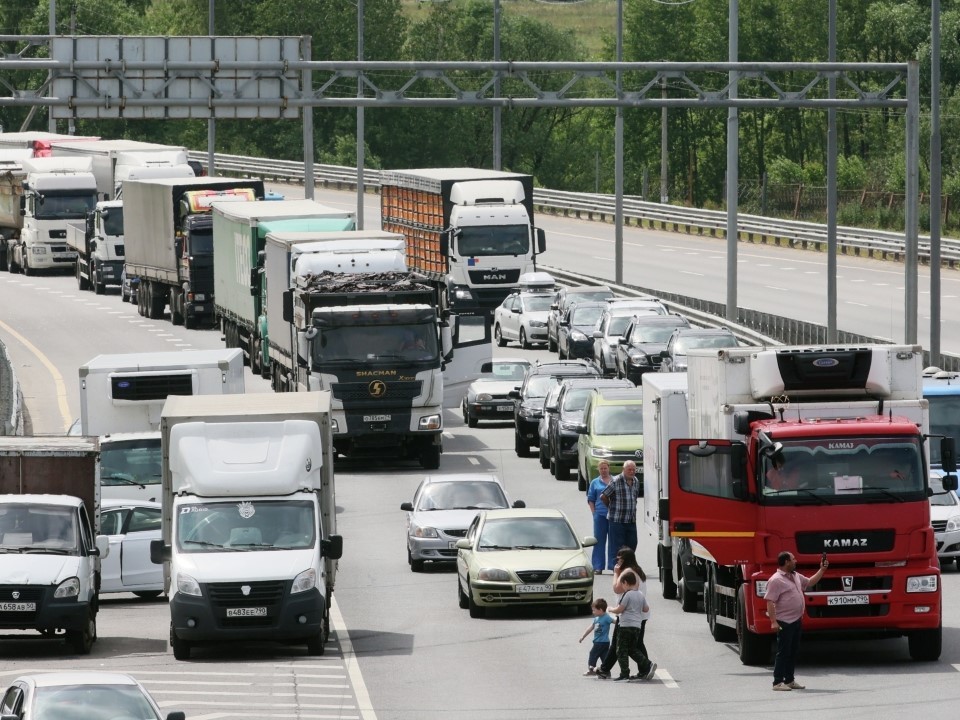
[
  {"xmin": 494, "ymin": 292, "xmax": 554, "ymax": 349},
  {"xmin": 100, "ymin": 499, "xmax": 164, "ymax": 599}
]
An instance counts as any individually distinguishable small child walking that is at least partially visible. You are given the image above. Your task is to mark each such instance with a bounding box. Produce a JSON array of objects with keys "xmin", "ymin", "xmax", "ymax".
[
  {"xmin": 608, "ymin": 571, "xmax": 657, "ymax": 681},
  {"xmin": 578, "ymin": 598, "xmax": 613, "ymax": 676}
]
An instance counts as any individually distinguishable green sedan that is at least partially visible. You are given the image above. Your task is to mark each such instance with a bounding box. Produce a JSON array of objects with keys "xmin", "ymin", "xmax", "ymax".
[{"xmin": 456, "ymin": 508, "xmax": 596, "ymax": 618}]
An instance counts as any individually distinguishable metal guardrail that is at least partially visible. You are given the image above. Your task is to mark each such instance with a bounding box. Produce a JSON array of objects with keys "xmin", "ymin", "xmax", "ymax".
[{"xmin": 190, "ymin": 150, "xmax": 960, "ymax": 264}]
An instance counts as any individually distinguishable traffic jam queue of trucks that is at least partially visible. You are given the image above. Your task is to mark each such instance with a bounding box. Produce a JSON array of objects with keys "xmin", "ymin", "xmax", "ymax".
[{"xmin": 642, "ymin": 345, "xmax": 957, "ymax": 665}]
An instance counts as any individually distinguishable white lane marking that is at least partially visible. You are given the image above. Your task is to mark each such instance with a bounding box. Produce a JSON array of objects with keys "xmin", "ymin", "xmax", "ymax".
[
  {"xmin": 108, "ymin": 311, "xmax": 124, "ymax": 314},
  {"xmin": 593, "ymin": 256, "xmax": 611, "ymax": 261},
  {"xmin": 679, "ymin": 270, "xmax": 703, "ymax": 276},
  {"xmin": 443, "ymin": 432, "xmax": 454, "ymax": 440},
  {"xmin": 846, "ymin": 301, "xmax": 869, "ymax": 307},
  {"xmin": 468, "ymin": 457, "xmax": 480, "ymax": 465},
  {"xmin": 331, "ymin": 596, "xmax": 378, "ymax": 720},
  {"xmin": 764, "ymin": 286, "xmax": 789, "ymax": 292},
  {"xmin": 805, "ymin": 270, "xmax": 819, "ymax": 274},
  {"xmin": 657, "ymin": 668, "xmax": 679, "ymax": 688},
  {"xmin": 873, "ymin": 283, "xmax": 889, "ymax": 287}
]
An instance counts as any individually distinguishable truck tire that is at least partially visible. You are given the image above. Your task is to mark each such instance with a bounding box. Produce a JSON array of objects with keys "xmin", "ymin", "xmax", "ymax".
[
  {"xmin": 169, "ymin": 289, "xmax": 184, "ymax": 325},
  {"xmin": 0, "ymin": 246, "xmax": 6, "ymax": 272},
  {"xmin": 94, "ymin": 271, "xmax": 106, "ymax": 295},
  {"xmin": 6, "ymin": 253, "xmax": 16, "ymax": 273},
  {"xmin": 170, "ymin": 625, "xmax": 192, "ymax": 660},
  {"xmin": 251, "ymin": 337, "xmax": 262, "ymax": 376},
  {"xmin": 736, "ymin": 585, "xmax": 771, "ymax": 665},
  {"xmin": 907, "ymin": 625, "xmax": 942, "ymax": 661},
  {"xmin": 22, "ymin": 254, "xmax": 32, "ymax": 276},
  {"xmin": 419, "ymin": 444, "xmax": 441, "ymax": 470},
  {"xmin": 149, "ymin": 287, "xmax": 166, "ymax": 320},
  {"xmin": 679, "ymin": 562, "xmax": 699, "ymax": 612},
  {"xmin": 67, "ymin": 609, "xmax": 96, "ymax": 655},
  {"xmin": 76, "ymin": 262, "xmax": 89, "ymax": 291},
  {"xmin": 660, "ymin": 545, "xmax": 677, "ymax": 599},
  {"xmin": 306, "ymin": 615, "xmax": 328, "ymax": 656}
]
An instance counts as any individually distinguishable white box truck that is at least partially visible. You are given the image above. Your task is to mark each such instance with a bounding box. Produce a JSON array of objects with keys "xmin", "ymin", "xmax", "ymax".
[{"xmin": 151, "ymin": 393, "xmax": 342, "ymax": 660}]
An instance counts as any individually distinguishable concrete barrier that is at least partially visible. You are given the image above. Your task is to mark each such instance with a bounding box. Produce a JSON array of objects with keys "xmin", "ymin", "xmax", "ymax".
[{"xmin": 0, "ymin": 337, "xmax": 23, "ymax": 436}]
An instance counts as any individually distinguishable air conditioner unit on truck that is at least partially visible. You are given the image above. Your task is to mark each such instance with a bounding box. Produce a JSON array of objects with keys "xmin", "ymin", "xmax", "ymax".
[
  {"xmin": 4, "ymin": 157, "xmax": 98, "ymax": 275},
  {"xmin": 653, "ymin": 344, "xmax": 958, "ymax": 665},
  {"xmin": 380, "ymin": 168, "xmax": 546, "ymax": 314},
  {"xmin": 122, "ymin": 176, "xmax": 264, "ymax": 327},
  {"xmin": 211, "ymin": 199, "xmax": 355, "ymax": 376},
  {"xmin": 0, "ymin": 436, "xmax": 110, "ymax": 655},
  {"xmin": 79, "ymin": 349, "xmax": 245, "ymax": 503},
  {"xmin": 149, "ymin": 393, "xmax": 343, "ymax": 661}
]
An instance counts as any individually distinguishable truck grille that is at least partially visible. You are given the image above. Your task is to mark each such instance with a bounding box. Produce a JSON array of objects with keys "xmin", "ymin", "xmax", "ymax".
[
  {"xmin": 333, "ymin": 381, "xmax": 423, "ymax": 403},
  {"xmin": 207, "ymin": 580, "xmax": 285, "ymax": 607},
  {"xmin": 467, "ymin": 269, "xmax": 521, "ymax": 285},
  {"xmin": 189, "ymin": 264, "xmax": 214, "ymax": 294}
]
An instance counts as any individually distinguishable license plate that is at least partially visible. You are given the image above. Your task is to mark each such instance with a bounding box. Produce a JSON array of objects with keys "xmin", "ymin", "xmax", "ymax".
[
  {"xmin": 0, "ymin": 602, "xmax": 36, "ymax": 612},
  {"xmin": 364, "ymin": 414, "xmax": 391, "ymax": 422},
  {"xmin": 226, "ymin": 607, "xmax": 267, "ymax": 617},
  {"xmin": 827, "ymin": 594, "xmax": 869, "ymax": 606},
  {"xmin": 516, "ymin": 584, "xmax": 554, "ymax": 594},
  {"xmin": 448, "ymin": 541, "xmax": 457, "ymax": 549},
  {"xmin": 496, "ymin": 405, "xmax": 513, "ymax": 412},
  {"xmin": 193, "ymin": 305, "xmax": 205, "ymax": 312}
]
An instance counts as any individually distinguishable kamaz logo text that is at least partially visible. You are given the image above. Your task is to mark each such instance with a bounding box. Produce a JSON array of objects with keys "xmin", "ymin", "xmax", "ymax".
[
  {"xmin": 828, "ymin": 442, "xmax": 854, "ymax": 449},
  {"xmin": 823, "ymin": 538, "xmax": 868, "ymax": 548}
]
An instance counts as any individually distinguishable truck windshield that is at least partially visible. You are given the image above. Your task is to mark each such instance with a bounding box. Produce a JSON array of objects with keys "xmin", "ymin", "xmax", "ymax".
[
  {"xmin": 457, "ymin": 225, "xmax": 529, "ymax": 257},
  {"xmin": 102, "ymin": 206, "xmax": 124, "ymax": 236},
  {"xmin": 927, "ymin": 394, "xmax": 960, "ymax": 466},
  {"xmin": 313, "ymin": 323, "xmax": 438, "ymax": 364},
  {"xmin": 177, "ymin": 499, "xmax": 316, "ymax": 551},
  {"xmin": 0, "ymin": 505, "xmax": 78, "ymax": 554},
  {"xmin": 34, "ymin": 192, "xmax": 97, "ymax": 220},
  {"xmin": 760, "ymin": 437, "xmax": 926, "ymax": 504},
  {"xmin": 187, "ymin": 228, "xmax": 213, "ymax": 255},
  {"xmin": 100, "ymin": 439, "xmax": 162, "ymax": 489}
]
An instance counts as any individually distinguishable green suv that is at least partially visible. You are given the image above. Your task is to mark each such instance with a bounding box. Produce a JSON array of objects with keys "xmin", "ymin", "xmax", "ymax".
[{"xmin": 575, "ymin": 387, "xmax": 644, "ymax": 491}]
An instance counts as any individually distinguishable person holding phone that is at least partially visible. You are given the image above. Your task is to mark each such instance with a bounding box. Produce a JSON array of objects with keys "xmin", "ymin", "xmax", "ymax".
[{"xmin": 764, "ymin": 551, "xmax": 828, "ymax": 691}]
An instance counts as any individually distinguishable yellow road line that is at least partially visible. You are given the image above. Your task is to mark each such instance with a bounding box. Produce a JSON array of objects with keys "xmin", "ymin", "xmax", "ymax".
[{"xmin": 0, "ymin": 318, "xmax": 72, "ymax": 432}]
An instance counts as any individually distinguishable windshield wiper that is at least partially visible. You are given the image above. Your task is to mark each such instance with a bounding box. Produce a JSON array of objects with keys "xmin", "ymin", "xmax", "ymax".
[
  {"xmin": 182, "ymin": 540, "xmax": 226, "ymax": 548},
  {"xmin": 859, "ymin": 486, "xmax": 906, "ymax": 503},
  {"xmin": 479, "ymin": 544, "xmax": 513, "ymax": 550},
  {"xmin": 25, "ymin": 547, "xmax": 71, "ymax": 555},
  {"xmin": 102, "ymin": 473, "xmax": 146, "ymax": 488},
  {"xmin": 765, "ymin": 488, "xmax": 832, "ymax": 505},
  {"xmin": 513, "ymin": 545, "xmax": 567, "ymax": 550}
]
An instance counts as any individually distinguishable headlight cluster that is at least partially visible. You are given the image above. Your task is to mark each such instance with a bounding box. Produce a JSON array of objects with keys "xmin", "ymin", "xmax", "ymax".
[
  {"xmin": 628, "ymin": 352, "xmax": 650, "ymax": 366},
  {"xmin": 559, "ymin": 566, "xmax": 590, "ymax": 580},
  {"xmin": 906, "ymin": 575, "xmax": 938, "ymax": 593},
  {"xmin": 560, "ymin": 421, "xmax": 580, "ymax": 432},
  {"xmin": 177, "ymin": 574, "xmax": 202, "ymax": 597},
  {"xmin": 529, "ymin": 320, "xmax": 546, "ymax": 328},
  {"xmin": 519, "ymin": 403, "xmax": 541, "ymax": 418},
  {"xmin": 947, "ymin": 516, "xmax": 960, "ymax": 532},
  {"xmin": 591, "ymin": 447, "xmax": 613, "ymax": 457},
  {"xmin": 54, "ymin": 577, "xmax": 80, "ymax": 599},
  {"xmin": 478, "ymin": 568, "xmax": 510, "ymax": 581},
  {"xmin": 570, "ymin": 331, "xmax": 588, "ymax": 342},
  {"xmin": 476, "ymin": 393, "xmax": 492, "ymax": 402},
  {"xmin": 412, "ymin": 525, "xmax": 439, "ymax": 538},
  {"xmin": 291, "ymin": 568, "xmax": 317, "ymax": 594}
]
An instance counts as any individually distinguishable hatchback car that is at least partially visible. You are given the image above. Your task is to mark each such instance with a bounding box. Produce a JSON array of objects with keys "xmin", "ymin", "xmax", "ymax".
[
  {"xmin": 659, "ymin": 327, "xmax": 739, "ymax": 373},
  {"xmin": 615, "ymin": 314, "xmax": 691, "ymax": 383},
  {"xmin": 0, "ymin": 672, "xmax": 184, "ymax": 720},
  {"xmin": 461, "ymin": 358, "xmax": 531, "ymax": 427},
  {"xmin": 510, "ymin": 360, "xmax": 600, "ymax": 457},
  {"xmin": 456, "ymin": 508, "xmax": 595, "ymax": 617},
  {"xmin": 401, "ymin": 474, "xmax": 524, "ymax": 571},
  {"xmin": 494, "ymin": 291, "xmax": 554, "ymax": 349},
  {"xmin": 593, "ymin": 300, "xmax": 668, "ymax": 376},
  {"xmin": 546, "ymin": 285, "xmax": 615, "ymax": 352},
  {"xmin": 557, "ymin": 302, "xmax": 606, "ymax": 360},
  {"xmin": 100, "ymin": 499, "xmax": 164, "ymax": 598},
  {"xmin": 930, "ymin": 477, "xmax": 960, "ymax": 568},
  {"xmin": 576, "ymin": 387, "xmax": 645, "ymax": 490}
]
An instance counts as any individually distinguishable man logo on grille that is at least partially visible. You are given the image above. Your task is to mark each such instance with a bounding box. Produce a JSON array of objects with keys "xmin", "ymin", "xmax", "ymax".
[{"xmin": 369, "ymin": 380, "xmax": 387, "ymax": 398}]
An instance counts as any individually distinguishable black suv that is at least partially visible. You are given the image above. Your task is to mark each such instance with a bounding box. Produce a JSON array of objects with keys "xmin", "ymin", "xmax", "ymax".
[
  {"xmin": 546, "ymin": 377, "xmax": 633, "ymax": 480},
  {"xmin": 557, "ymin": 302, "xmax": 607, "ymax": 360},
  {"xmin": 546, "ymin": 286, "xmax": 614, "ymax": 353},
  {"xmin": 615, "ymin": 314, "xmax": 691, "ymax": 383},
  {"xmin": 510, "ymin": 360, "xmax": 600, "ymax": 457}
]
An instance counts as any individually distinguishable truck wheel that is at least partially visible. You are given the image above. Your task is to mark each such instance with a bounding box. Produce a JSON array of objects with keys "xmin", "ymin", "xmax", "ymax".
[
  {"xmin": 679, "ymin": 569, "xmax": 698, "ymax": 612},
  {"xmin": 7, "ymin": 253, "xmax": 16, "ymax": 273},
  {"xmin": 908, "ymin": 625, "xmax": 942, "ymax": 661},
  {"xmin": 76, "ymin": 263, "xmax": 89, "ymax": 291},
  {"xmin": 736, "ymin": 585, "xmax": 770, "ymax": 665},
  {"xmin": 149, "ymin": 285, "xmax": 166, "ymax": 320},
  {"xmin": 660, "ymin": 545, "xmax": 677, "ymax": 599},
  {"xmin": 94, "ymin": 277, "xmax": 105, "ymax": 295},
  {"xmin": 67, "ymin": 610, "xmax": 95, "ymax": 655},
  {"xmin": 0, "ymin": 248, "xmax": 6, "ymax": 272},
  {"xmin": 494, "ymin": 324, "xmax": 506, "ymax": 347},
  {"xmin": 419, "ymin": 445, "xmax": 440, "ymax": 470},
  {"xmin": 171, "ymin": 625, "xmax": 192, "ymax": 660},
  {"xmin": 251, "ymin": 337, "xmax": 262, "ymax": 375},
  {"xmin": 22, "ymin": 255, "xmax": 32, "ymax": 276},
  {"xmin": 169, "ymin": 289, "xmax": 184, "ymax": 325},
  {"xmin": 306, "ymin": 618, "xmax": 327, "ymax": 656}
]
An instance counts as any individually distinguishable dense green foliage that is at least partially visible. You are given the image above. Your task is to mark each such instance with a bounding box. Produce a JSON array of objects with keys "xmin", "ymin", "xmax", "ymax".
[{"xmin": 1, "ymin": 0, "xmax": 957, "ymax": 226}]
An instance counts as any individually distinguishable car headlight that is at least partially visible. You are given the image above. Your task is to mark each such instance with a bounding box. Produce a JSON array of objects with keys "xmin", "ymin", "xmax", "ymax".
[
  {"xmin": 560, "ymin": 421, "xmax": 580, "ymax": 432},
  {"xmin": 570, "ymin": 331, "xmax": 588, "ymax": 342},
  {"xmin": 418, "ymin": 414, "xmax": 442, "ymax": 430},
  {"xmin": 478, "ymin": 568, "xmax": 510, "ymax": 581},
  {"xmin": 54, "ymin": 577, "xmax": 80, "ymax": 599},
  {"xmin": 529, "ymin": 320, "xmax": 546, "ymax": 328},
  {"xmin": 947, "ymin": 516, "xmax": 960, "ymax": 532},
  {"xmin": 519, "ymin": 404, "xmax": 541, "ymax": 418},
  {"xmin": 628, "ymin": 352, "xmax": 650, "ymax": 365},
  {"xmin": 412, "ymin": 524, "xmax": 439, "ymax": 538},
  {"xmin": 559, "ymin": 566, "xmax": 590, "ymax": 580},
  {"xmin": 476, "ymin": 393, "xmax": 492, "ymax": 402},
  {"xmin": 31, "ymin": 246, "xmax": 48, "ymax": 255},
  {"xmin": 291, "ymin": 568, "xmax": 317, "ymax": 594},
  {"xmin": 177, "ymin": 574, "xmax": 202, "ymax": 597},
  {"xmin": 591, "ymin": 447, "xmax": 613, "ymax": 457},
  {"xmin": 906, "ymin": 575, "xmax": 938, "ymax": 593}
]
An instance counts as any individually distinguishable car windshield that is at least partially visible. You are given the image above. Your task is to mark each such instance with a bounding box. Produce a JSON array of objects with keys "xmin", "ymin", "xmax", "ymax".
[
  {"xmin": 525, "ymin": 376, "xmax": 559, "ymax": 399},
  {"xmin": 0, "ymin": 505, "xmax": 78, "ymax": 554},
  {"xmin": 632, "ymin": 325, "xmax": 681, "ymax": 343},
  {"xmin": 561, "ymin": 387, "xmax": 595, "ymax": 412},
  {"xmin": 673, "ymin": 334, "xmax": 736, "ymax": 353},
  {"xmin": 593, "ymin": 405, "xmax": 644, "ymax": 435},
  {"xmin": 481, "ymin": 362, "xmax": 529, "ymax": 382},
  {"xmin": 100, "ymin": 439, "xmax": 162, "ymax": 487},
  {"xmin": 477, "ymin": 516, "xmax": 579, "ymax": 550},
  {"xmin": 521, "ymin": 295, "xmax": 552, "ymax": 312},
  {"xmin": 416, "ymin": 481, "xmax": 508, "ymax": 511},
  {"xmin": 177, "ymin": 499, "xmax": 316, "ymax": 551},
  {"xmin": 927, "ymin": 394, "xmax": 960, "ymax": 465},
  {"xmin": 33, "ymin": 683, "xmax": 161, "ymax": 720},
  {"xmin": 566, "ymin": 291, "xmax": 614, "ymax": 308},
  {"xmin": 571, "ymin": 305, "xmax": 604, "ymax": 325}
]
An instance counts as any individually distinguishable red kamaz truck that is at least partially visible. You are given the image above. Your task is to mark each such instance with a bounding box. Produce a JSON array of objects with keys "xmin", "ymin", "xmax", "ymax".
[{"xmin": 659, "ymin": 345, "xmax": 957, "ymax": 664}]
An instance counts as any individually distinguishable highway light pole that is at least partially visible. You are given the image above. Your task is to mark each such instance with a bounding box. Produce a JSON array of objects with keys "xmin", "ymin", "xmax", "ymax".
[
  {"xmin": 493, "ymin": 0, "xmax": 501, "ymax": 170},
  {"xmin": 356, "ymin": 0, "xmax": 365, "ymax": 228},
  {"xmin": 930, "ymin": 0, "xmax": 942, "ymax": 364},
  {"xmin": 724, "ymin": 0, "xmax": 738, "ymax": 322},
  {"xmin": 614, "ymin": 0, "xmax": 624, "ymax": 285}
]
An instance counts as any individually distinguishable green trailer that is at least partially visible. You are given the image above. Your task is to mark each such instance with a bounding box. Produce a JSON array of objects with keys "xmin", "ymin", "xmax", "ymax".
[{"xmin": 212, "ymin": 200, "xmax": 355, "ymax": 374}]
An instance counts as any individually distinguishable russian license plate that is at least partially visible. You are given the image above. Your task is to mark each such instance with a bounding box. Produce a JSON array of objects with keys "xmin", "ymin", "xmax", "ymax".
[
  {"xmin": 226, "ymin": 607, "xmax": 267, "ymax": 617},
  {"xmin": 516, "ymin": 584, "xmax": 554, "ymax": 594},
  {"xmin": 827, "ymin": 594, "xmax": 869, "ymax": 606},
  {"xmin": 496, "ymin": 405, "xmax": 513, "ymax": 412},
  {"xmin": 363, "ymin": 414, "xmax": 391, "ymax": 422},
  {"xmin": 448, "ymin": 541, "xmax": 458, "ymax": 549},
  {"xmin": 0, "ymin": 602, "xmax": 36, "ymax": 612}
]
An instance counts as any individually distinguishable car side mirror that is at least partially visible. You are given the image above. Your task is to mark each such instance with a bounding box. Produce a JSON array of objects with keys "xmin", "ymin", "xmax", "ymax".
[
  {"xmin": 592, "ymin": 330, "xmax": 602, "ymax": 339},
  {"xmin": 545, "ymin": 401, "xmax": 557, "ymax": 412},
  {"xmin": 512, "ymin": 500, "xmax": 526, "ymax": 508},
  {"xmin": 511, "ymin": 307, "xmax": 521, "ymax": 314},
  {"xmin": 618, "ymin": 336, "xmax": 629, "ymax": 344},
  {"xmin": 400, "ymin": 502, "xmax": 414, "ymax": 511},
  {"xmin": 581, "ymin": 536, "xmax": 598, "ymax": 548},
  {"xmin": 165, "ymin": 712, "xmax": 186, "ymax": 720},
  {"xmin": 509, "ymin": 389, "xmax": 521, "ymax": 399},
  {"xmin": 943, "ymin": 474, "xmax": 959, "ymax": 492},
  {"xmin": 455, "ymin": 539, "xmax": 472, "ymax": 550},
  {"xmin": 575, "ymin": 422, "xmax": 587, "ymax": 434},
  {"xmin": 321, "ymin": 535, "xmax": 343, "ymax": 560},
  {"xmin": 940, "ymin": 437, "xmax": 957, "ymax": 473},
  {"xmin": 660, "ymin": 349, "xmax": 670, "ymax": 359},
  {"xmin": 550, "ymin": 303, "xmax": 559, "ymax": 310}
]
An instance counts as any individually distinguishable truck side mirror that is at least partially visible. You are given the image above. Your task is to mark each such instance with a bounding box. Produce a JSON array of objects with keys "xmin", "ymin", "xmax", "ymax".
[
  {"xmin": 535, "ymin": 227, "xmax": 546, "ymax": 254},
  {"xmin": 18, "ymin": 196, "xmax": 25, "ymax": 214},
  {"xmin": 943, "ymin": 475, "xmax": 959, "ymax": 492},
  {"xmin": 282, "ymin": 289, "xmax": 294, "ymax": 324},
  {"xmin": 249, "ymin": 268, "xmax": 260, "ymax": 296},
  {"xmin": 165, "ymin": 713, "xmax": 186, "ymax": 720},
  {"xmin": 150, "ymin": 539, "xmax": 170, "ymax": 564},
  {"xmin": 940, "ymin": 437, "xmax": 957, "ymax": 474},
  {"xmin": 322, "ymin": 534, "xmax": 343, "ymax": 560},
  {"xmin": 730, "ymin": 442, "xmax": 749, "ymax": 500},
  {"xmin": 440, "ymin": 232, "xmax": 450, "ymax": 257}
]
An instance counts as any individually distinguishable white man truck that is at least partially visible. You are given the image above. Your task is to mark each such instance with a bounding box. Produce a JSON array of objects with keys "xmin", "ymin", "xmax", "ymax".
[
  {"xmin": 79, "ymin": 349, "xmax": 245, "ymax": 503},
  {"xmin": 380, "ymin": 168, "xmax": 546, "ymax": 314},
  {"xmin": 65, "ymin": 200, "xmax": 124, "ymax": 293},
  {"xmin": 150, "ymin": 393, "xmax": 343, "ymax": 660},
  {"xmin": 212, "ymin": 199, "xmax": 355, "ymax": 376},
  {"xmin": 4, "ymin": 157, "xmax": 98, "ymax": 275},
  {"xmin": 653, "ymin": 344, "xmax": 957, "ymax": 664},
  {"xmin": 0, "ymin": 436, "xmax": 110, "ymax": 654}
]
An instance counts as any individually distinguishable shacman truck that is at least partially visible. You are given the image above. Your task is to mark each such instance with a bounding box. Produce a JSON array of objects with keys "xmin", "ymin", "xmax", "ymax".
[
  {"xmin": 380, "ymin": 168, "xmax": 545, "ymax": 314},
  {"xmin": 0, "ymin": 436, "xmax": 109, "ymax": 655},
  {"xmin": 151, "ymin": 393, "xmax": 343, "ymax": 660},
  {"xmin": 649, "ymin": 344, "xmax": 957, "ymax": 665},
  {"xmin": 79, "ymin": 349, "xmax": 245, "ymax": 503},
  {"xmin": 212, "ymin": 199, "xmax": 355, "ymax": 376},
  {"xmin": 122, "ymin": 176, "xmax": 264, "ymax": 327}
]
